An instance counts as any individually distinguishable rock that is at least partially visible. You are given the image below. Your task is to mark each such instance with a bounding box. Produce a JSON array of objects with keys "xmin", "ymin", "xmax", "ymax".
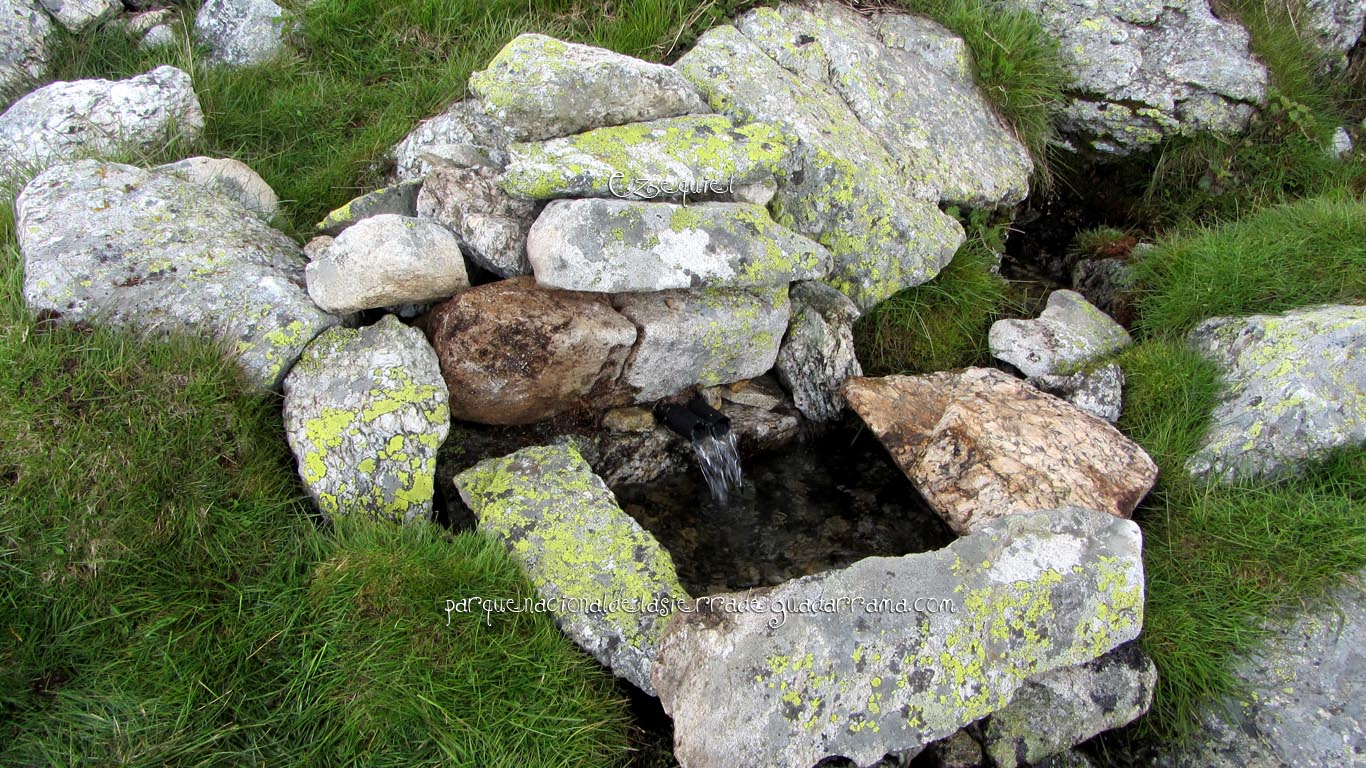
[
  {"xmin": 1037, "ymin": 751, "xmax": 1098, "ymax": 768},
  {"xmin": 140, "ymin": 22, "xmax": 176, "ymax": 49},
  {"xmin": 990, "ymin": 290, "xmax": 1132, "ymax": 378},
  {"xmin": 1009, "ymin": 0, "xmax": 1268, "ymax": 154},
  {"xmin": 675, "ymin": 22, "xmax": 965, "ymax": 310},
  {"xmin": 613, "ymin": 285, "xmax": 790, "ymax": 403},
  {"xmin": 1305, "ymin": 0, "xmax": 1366, "ymax": 66},
  {"xmin": 468, "ymin": 33, "xmax": 706, "ymax": 142},
  {"xmin": 302, "ymin": 235, "xmax": 332, "ymax": 261},
  {"xmin": 1030, "ymin": 362, "xmax": 1126, "ymax": 423},
  {"xmin": 0, "ymin": 66, "xmax": 204, "ymax": 181},
  {"xmin": 1330, "ymin": 125, "xmax": 1353, "ymax": 160},
  {"xmin": 981, "ymin": 642, "xmax": 1156, "ymax": 768},
  {"xmin": 876, "ymin": 12, "xmax": 972, "ymax": 81},
  {"xmin": 304, "ymin": 214, "xmax": 469, "ymax": 314},
  {"xmin": 0, "ymin": 0, "xmax": 54, "ymax": 102},
  {"xmin": 930, "ymin": 730, "xmax": 985, "ymax": 768},
  {"xmin": 775, "ymin": 280, "xmax": 863, "ymax": 422},
  {"xmin": 194, "ymin": 0, "xmax": 286, "ymax": 67},
  {"xmin": 283, "ymin": 316, "xmax": 449, "ymax": 523},
  {"xmin": 713, "ymin": 375, "xmax": 786, "ymax": 411},
  {"xmin": 602, "ymin": 406, "xmax": 656, "ymax": 433},
  {"xmin": 1156, "ymin": 572, "xmax": 1365, "ymax": 768},
  {"xmin": 37, "ymin": 0, "xmax": 118, "ymax": 32},
  {"xmin": 527, "ymin": 199, "xmax": 830, "ymax": 292},
  {"xmin": 317, "ymin": 180, "xmax": 422, "ymax": 236},
  {"xmin": 416, "ymin": 162, "xmax": 537, "ymax": 277},
  {"xmin": 721, "ymin": 400, "xmax": 800, "ymax": 453},
  {"xmin": 1071, "ymin": 256, "xmax": 1136, "ymax": 327},
  {"xmin": 498, "ymin": 114, "xmax": 792, "ymax": 201},
  {"xmin": 843, "ymin": 368, "xmax": 1157, "ymax": 535},
  {"xmin": 455, "ymin": 443, "xmax": 689, "ymax": 695},
  {"xmin": 652, "ymin": 505, "xmax": 1146, "ymax": 767},
  {"xmin": 1187, "ymin": 304, "xmax": 1366, "ymax": 484},
  {"xmin": 391, "ymin": 98, "xmax": 510, "ymax": 182},
  {"xmin": 113, "ymin": 9, "xmax": 179, "ymax": 48},
  {"xmin": 16, "ymin": 160, "xmax": 336, "ymax": 388},
  {"xmin": 155, "ymin": 156, "xmax": 279, "ymax": 222},
  {"xmin": 426, "ymin": 277, "xmax": 638, "ymax": 425}
]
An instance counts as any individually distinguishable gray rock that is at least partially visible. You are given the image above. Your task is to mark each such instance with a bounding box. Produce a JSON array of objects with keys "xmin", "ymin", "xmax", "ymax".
[
  {"xmin": 1009, "ymin": 0, "xmax": 1268, "ymax": 154},
  {"xmin": 613, "ymin": 285, "xmax": 790, "ymax": 403},
  {"xmin": 455, "ymin": 444, "xmax": 690, "ymax": 695},
  {"xmin": 1330, "ymin": 125, "xmax": 1353, "ymax": 160},
  {"xmin": 711, "ymin": 375, "xmax": 786, "ymax": 411},
  {"xmin": 982, "ymin": 642, "xmax": 1156, "ymax": 768},
  {"xmin": 0, "ymin": 0, "xmax": 54, "ymax": 102},
  {"xmin": 194, "ymin": 0, "xmax": 286, "ymax": 67},
  {"xmin": 38, "ymin": 0, "xmax": 118, "ymax": 32},
  {"xmin": 469, "ymin": 33, "xmax": 706, "ymax": 142},
  {"xmin": 391, "ymin": 98, "xmax": 510, "ymax": 182},
  {"xmin": 1037, "ymin": 751, "xmax": 1098, "ymax": 768},
  {"xmin": 499, "ymin": 114, "xmax": 792, "ymax": 201},
  {"xmin": 416, "ymin": 162, "xmax": 537, "ymax": 277},
  {"xmin": 1305, "ymin": 0, "xmax": 1366, "ymax": 66},
  {"xmin": 304, "ymin": 214, "xmax": 470, "ymax": 314},
  {"xmin": 527, "ymin": 199, "xmax": 830, "ymax": 292},
  {"xmin": 721, "ymin": 400, "xmax": 800, "ymax": 453},
  {"xmin": 990, "ymin": 290, "xmax": 1132, "ymax": 378},
  {"xmin": 1156, "ymin": 572, "xmax": 1365, "ymax": 768},
  {"xmin": 16, "ymin": 160, "xmax": 336, "ymax": 388},
  {"xmin": 155, "ymin": 156, "xmax": 279, "ymax": 222},
  {"xmin": 876, "ymin": 12, "xmax": 973, "ymax": 81},
  {"xmin": 929, "ymin": 730, "xmax": 985, "ymax": 768},
  {"xmin": 302, "ymin": 235, "xmax": 332, "ymax": 261},
  {"xmin": 140, "ymin": 23, "xmax": 177, "ymax": 50},
  {"xmin": 0, "ymin": 66, "xmax": 204, "ymax": 182},
  {"xmin": 775, "ymin": 280, "xmax": 863, "ymax": 422},
  {"xmin": 113, "ymin": 9, "xmax": 180, "ymax": 49},
  {"xmin": 675, "ymin": 22, "xmax": 965, "ymax": 311},
  {"xmin": 317, "ymin": 180, "xmax": 422, "ymax": 236},
  {"xmin": 652, "ymin": 506, "xmax": 1146, "ymax": 768},
  {"xmin": 283, "ymin": 315, "xmax": 449, "ymax": 524},
  {"xmin": 1030, "ymin": 362, "xmax": 1126, "ymax": 423},
  {"xmin": 1072, "ymin": 256, "xmax": 1136, "ymax": 327},
  {"xmin": 1187, "ymin": 304, "xmax": 1366, "ymax": 484}
]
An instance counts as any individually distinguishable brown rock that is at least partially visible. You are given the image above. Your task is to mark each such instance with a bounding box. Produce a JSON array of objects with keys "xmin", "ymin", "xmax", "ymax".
[
  {"xmin": 426, "ymin": 276, "xmax": 637, "ymax": 425},
  {"xmin": 843, "ymin": 368, "xmax": 1157, "ymax": 534}
]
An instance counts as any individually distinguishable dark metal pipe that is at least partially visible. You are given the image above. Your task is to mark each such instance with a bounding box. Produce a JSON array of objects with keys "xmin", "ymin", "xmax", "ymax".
[
  {"xmin": 685, "ymin": 395, "xmax": 731, "ymax": 437},
  {"xmin": 657, "ymin": 395, "xmax": 730, "ymax": 441}
]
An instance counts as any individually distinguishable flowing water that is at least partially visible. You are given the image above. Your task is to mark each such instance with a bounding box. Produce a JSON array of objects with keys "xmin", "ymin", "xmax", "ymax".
[{"xmin": 691, "ymin": 427, "xmax": 743, "ymax": 505}]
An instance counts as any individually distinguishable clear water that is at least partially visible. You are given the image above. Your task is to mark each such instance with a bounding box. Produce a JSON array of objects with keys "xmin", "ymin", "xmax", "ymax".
[{"xmin": 691, "ymin": 427, "xmax": 743, "ymax": 505}]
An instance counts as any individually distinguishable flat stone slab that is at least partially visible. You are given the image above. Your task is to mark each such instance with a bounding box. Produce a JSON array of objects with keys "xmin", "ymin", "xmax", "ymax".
[
  {"xmin": 653, "ymin": 506, "xmax": 1145, "ymax": 767},
  {"xmin": 469, "ymin": 33, "xmax": 706, "ymax": 142},
  {"xmin": 456, "ymin": 443, "xmax": 689, "ymax": 695},
  {"xmin": 16, "ymin": 160, "xmax": 336, "ymax": 389},
  {"xmin": 990, "ymin": 290, "xmax": 1132, "ymax": 378},
  {"xmin": 499, "ymin": 114, "xmax": 791, "ymax": 200},
  {"xmin": 283, "ymin": 315, "xmax": 449, "ymax": 523},
  {"xmin": 1187, "ymin": 303, "xmax": 1366, "ymax": 483},
  {"xmin": 527, "ymin": 199, "xmax": 830, "ymax": 292},
  {"xmin": 843, "ymin": 368, "xmax": 1157, "ymax": 535}
]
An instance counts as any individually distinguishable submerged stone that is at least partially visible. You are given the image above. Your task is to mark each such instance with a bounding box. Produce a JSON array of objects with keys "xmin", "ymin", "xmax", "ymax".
[
  {"xmin": 1186, "ymin": 304, "xmax": 1366, "ymax": 484},
  {"xmin": 469, "ymin": 33, "xmax": 706, "ymax": 142},
  {"xmin": 283, "ymin": 315, "xmax": 450, "ymax": 524},
  {"xmin": 16, "ymin": 160, "xmax": 336, "ymax": 389},
  {"xmin": 527, "ymin": 199, "xmax": 830, "ymax": 292},
  {"xmin": 455, "ymin": 444, "xmax": 689, "ymax": 695},
  {"xmin": 499, "ymin": 114, "xmax": 792, "ymax": 200},
  {"xmin": 990, "ymin": 290, "xmax": 1132, "ymax": 378},
  {"xmin": 653, "ymin": 505, "xmax": 1145, "ymax": 767}
]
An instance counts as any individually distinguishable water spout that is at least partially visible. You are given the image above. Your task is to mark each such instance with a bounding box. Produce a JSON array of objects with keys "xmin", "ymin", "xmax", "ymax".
[{"xmin": 658, "ymin": 396, "xmax": 743, "ymax": 504}]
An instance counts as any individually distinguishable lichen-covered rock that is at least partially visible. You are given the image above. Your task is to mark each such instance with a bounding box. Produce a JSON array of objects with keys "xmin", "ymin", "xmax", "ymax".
[
  {"xmin": 1305, "ymin": 0, "xmax": 1366, "ymax": 66},
  {"xmin": 416, "ymin": 161, "xmax": 538, "ymax": 277},
  {"xmin": 929, "ymin": 730, "xmax": 985, "ymax": 768},
  {"xmin": 675, "ymin": 23, "xmax": 965, "ymax": 311},
  {"xmin": 37, "ymin": 0, "xmax": 118, "ymax": 32},
  {"xmin": 391, "ymin": 98, "xmax": 510, "ymax": 182},
  {"xmin": 455, "ymin": 444, "xmax": 689, "ymax": 694},
  {"xmin": 317, "ymin": 180, "xmax": 421, "ymax": 236},
  {"xmin": 304, "ymin": 214, "xmax": 469, "ymax": 314},
  {"xmin": 527, "ymin": 199, "xmax": 829, "ymax": 292},
  {"xmin": 426, "ymin": 277, "xmax": 638, "ymax": 425},
  {"xmin": 155, "ymin": 156, "xmax": 279, "ymax": 222},
  {"xmin": 16, "ymin": 160, "xmax": 336, "ymax": 388},
  {"xmin": 499, "ymin": 114, "xmax": 792, "ymax": 200},
  {"xmin": 1156, "ymin": 571, "xmax": 1365, "ymax": 768},
  {"xmin": 653, "ymin": 505, "xmax": 1145, "ymax": 767},
  {"xmin": 194, "ymin": 0, "xmax": 286, "ymax": 67},
  {"xmin": 0, "ymin": 66, "xmax": 203, "ymax": 181},
  {"xmin": 982, "ymin": 642, "xmax": 1156, "ymax": 768},
  {"xmin": 1072, "ymin": 256, "xmax": 1136, "ymax": 328},
  {"xmin": 1009, "ymin": 0, "xmax": 1267, "ymax": 154},
  {"xmin": 843, "ymin": 368, "xmax": 1156, "ymax": 535},
  {"xmin": 990, "ymin": 290, "xmax": 1132, "ymax": 377},
  {"xmin": 775, "ymin": 280, "xmax": 863, "ymax": 422},
  {"xmin": 613, "ymin": 285, "xmax": 790, "ymax": 403},
  {"xmin": 283, "ymin": 315, "xmax": 449, "ymax": 523},
  {"xmin": 1030, "ymin": 362, "xmax": 1126, "ymax": 423},
  {"xmin": 1186, "ymin": 304, "xmax": 1366, "ymax": 484},
  {"xmin": 0, "ymin": 0, "xmax": 54, "ymax": 101},
  {"xmin": 876, "ymin": 12, "xmax": 973, "ymax": 81},
  {"xmin": 469, "ymin": 34, "xmax": 705, "ymax": 142}
]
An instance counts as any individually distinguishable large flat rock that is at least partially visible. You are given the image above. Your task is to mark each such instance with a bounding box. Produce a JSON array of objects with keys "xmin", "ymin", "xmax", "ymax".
[{"xmin": 653, "ymin": 505, "xmax": 1145, "ymax": 767}]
